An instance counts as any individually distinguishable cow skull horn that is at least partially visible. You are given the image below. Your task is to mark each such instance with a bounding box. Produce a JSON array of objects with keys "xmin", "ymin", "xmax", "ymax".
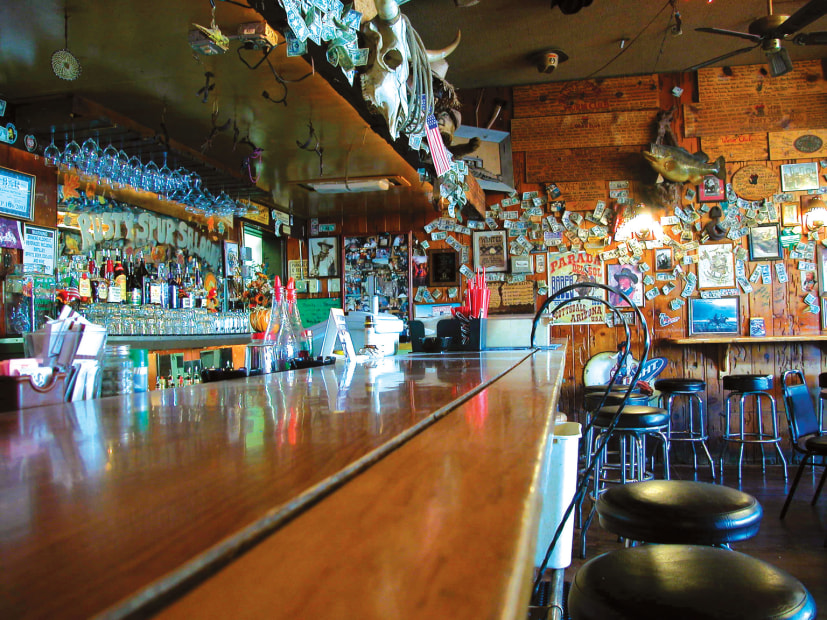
[
  {"xmin": 426, "ymin": 30, "xmax": 461, "ymax": 63},
  {"xmin": 375, "ymin": 0, "xmax": 400, "ymax": 21}
]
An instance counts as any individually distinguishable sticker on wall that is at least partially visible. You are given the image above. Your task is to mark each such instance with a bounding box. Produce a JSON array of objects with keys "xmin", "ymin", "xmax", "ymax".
[
  {"xmin": 0, "ymin": 122, "xmax": 17, "ymax": 145},
  {"xmin": 658, "ymin": 313, "xmax": 680, "ymax": 327}
]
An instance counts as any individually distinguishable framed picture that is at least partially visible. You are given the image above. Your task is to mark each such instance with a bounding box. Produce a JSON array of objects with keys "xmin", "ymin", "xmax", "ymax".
[
  {"xmin": 309, "ymin": 236, "xmax": 339, "ymax": 277},
  {"xmin": 689, "ymin": 297, "xmax": 740, "ymax": 336},
  {"xmin": 511, "ymin": 254, "xmax": 533, "ymax": 274},
  {"xmin": 818, "ymin": 244, "xmax": 827, "ymax": 296},
  {"xmin": 606, "ymin": 263, "xmax": 644, "ymax": 308},
  {"xmin": 822, "ymin": 298, "xmax": 827, "ymax": 331},
  {"xmin": 698, "ymin": 175, "xmax": 725, "ymax": 202},
  {"xmin": 0, "ymin": 166, "xmax": 35, "ymax": 221},
  {"xmin": 698, "ymin": 243, "xmax": 736, "ymax": 289},
  {"xmin": 780, "ymin": 162, "xmax": 820, "ymax": 192},
  {"xmin": 748, "ymin": 224, "xmax": 782, "ymax": 261},
  {"xmin": 654, "ymin": 247, "xmax": 673, "ymax": 271},
  {"xmin": 473, "ymin": 230, "xmax": 507, "ymax": 273},
  {"xmin": 427, "ymin": 249, "xmax": 459, "ymax": 286},
  {"xmin": 223, "ymin": 240, "xmax": 240, "ymax": 278},
  {"xmin": 781, "ymin": 202, "xmax": 800, "ymax": 228}
]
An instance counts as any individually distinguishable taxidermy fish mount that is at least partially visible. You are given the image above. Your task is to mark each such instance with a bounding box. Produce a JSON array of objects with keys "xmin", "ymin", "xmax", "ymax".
[{"xmin": 643, "ymin": 143, "xmax": 726, "ymax": 185}]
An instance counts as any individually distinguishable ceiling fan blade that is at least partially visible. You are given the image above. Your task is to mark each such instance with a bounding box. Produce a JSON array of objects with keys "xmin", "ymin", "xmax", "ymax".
[
  {"xmin": 774, "ymin": 0, "xmax": 827, "ymax": 37},
  {"xmin": 793, "ymin": 30, "xmax": 827, "ymax": 45},
  {"xmin": 696, "ymin": 27, "xmax": 762, "ymax": 43},
  {"xmin": 685, "ymin": 45, "xmax": 759, "ymax": 72}
]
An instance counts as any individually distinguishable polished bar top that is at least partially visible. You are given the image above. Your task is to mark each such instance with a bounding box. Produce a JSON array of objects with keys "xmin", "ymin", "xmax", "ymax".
[{"xmin": 0, "ymin": 348, "xmax": 566, "ymax": 619}]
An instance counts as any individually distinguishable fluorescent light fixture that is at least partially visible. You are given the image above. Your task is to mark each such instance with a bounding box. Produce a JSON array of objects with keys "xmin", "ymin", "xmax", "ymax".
[{"xmin": 299, "ymin": 176, "xmax": 410, "ymax": 193}]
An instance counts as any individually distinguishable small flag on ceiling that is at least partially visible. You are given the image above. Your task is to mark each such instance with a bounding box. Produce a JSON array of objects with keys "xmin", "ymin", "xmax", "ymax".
[{"xmin": 425, "ymin": 113, "xmax": 452, "ymax": 177}]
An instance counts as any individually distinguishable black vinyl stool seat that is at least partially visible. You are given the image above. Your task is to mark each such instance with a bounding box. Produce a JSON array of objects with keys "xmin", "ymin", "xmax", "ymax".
[
  {"xmin": 656, "ymin": 377, "xmax": 714, "ymax": 478},
  {"xmin": 583, "ymin": 391, "xmax": 649, "ymax": 411},
  {"xmin": 568, "ymin": 545, "xmax": 816, "ymax": 620},
  {"xmin": 580, "ymin": 405, "xmax": 671, "ymax": 556},
  {"xmin": 584, "ymin": 383, "xmax": 642, "ymax": 395},
  {"xmin": 720, "ymin": 373, "xmax": 787, "ymax": 480},
  {"xmin": 595, "ymin": 480, "xmax": 762, "ymax": 545}
]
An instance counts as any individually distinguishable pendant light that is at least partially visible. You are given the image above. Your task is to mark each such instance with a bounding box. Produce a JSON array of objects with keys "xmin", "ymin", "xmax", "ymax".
[{"xmin": 51, "ymin": 6, "xmax": 81, "ymax": 81}]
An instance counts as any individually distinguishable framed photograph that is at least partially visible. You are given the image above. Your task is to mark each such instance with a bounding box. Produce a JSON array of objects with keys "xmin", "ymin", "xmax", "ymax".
[
  {"xmin": 223, "ymin": 240, "xmax": 240, "ymax": 278},
  {"xmin": 689, "ymin": 297, "xmax": 740, "ymax": 336},
  {"xmin": 654, "ymin": 247, "xmax": 673, "ymax": 271},
  {"xmin": 511, "ymin": 254, "xmax": 533, "ymax": 274},
  {"xmin": 473, "ymin": 230, "xmax": 507, "ymax": 273},
  {"xmin": 781, "ymin": 202, "xmax": 800, "ymax": 228},
  {"xmin": 428, "ymin": 249, "xmax": 459, "ymax": 286},
  {"xmin": 780, "ymin": 162, "xmax": 820, "ymax": 192},
  {"xmin": 818, "ymin": 244, "xmax": 827, "ymax": 296},
  {"xmin": 606, "ymin": 263, "xmax": 644, "ymax": 308},
  {"xmin": 0, "ymin": 166, "xmax": 35, "ymax": 221},
  {"xmin": 748, "ymin": 224, "xmax": 782, "ymax": 261},
  {"xmin": 22, "ymin": 224, "xmax": 57, "ymax": 275},
  {"xmin": 698, "ymin": 175, "xmax": 725, "ymax": 202},
  {"xmin": 698, "ymin": 243, "xmax": 736, "ymax": 289},
  {"xmin": 309, "ymin": 236, "xmax": 339, "ymax": 277},
  {"xmin": 822, "ymin": 298, "xmax": 827, "ymax": 331}
]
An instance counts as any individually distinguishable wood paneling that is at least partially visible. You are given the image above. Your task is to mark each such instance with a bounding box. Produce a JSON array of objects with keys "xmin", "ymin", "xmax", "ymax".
[
  {"xmin": 513, "ymin": 75, "xmax": 660, "ymax": 118},
  {"xmin": 512, "ymin": 111, "xmax": 654, "ymax": 152},
  {"xmin": 525, "ymin": 146, "xmax": 646, "ymax": 183}
]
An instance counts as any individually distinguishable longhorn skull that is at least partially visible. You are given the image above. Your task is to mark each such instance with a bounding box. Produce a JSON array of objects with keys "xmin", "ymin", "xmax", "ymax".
[{"xmin": 360, "ymin": 0, "xmax": 461, "ymax": 140}]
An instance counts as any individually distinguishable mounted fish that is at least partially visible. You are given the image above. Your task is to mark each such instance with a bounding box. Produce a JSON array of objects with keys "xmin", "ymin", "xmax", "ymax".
[{"xmin": 643, "ymin": 144, "xmax": 726, "ymax": 185}]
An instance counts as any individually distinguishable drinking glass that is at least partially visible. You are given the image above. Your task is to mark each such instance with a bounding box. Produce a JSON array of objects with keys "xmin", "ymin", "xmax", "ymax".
[
  {"xmin": 78, "ymin": 138, "xmax": 101, "ymax": 178},
  {"xmin": 44, "ymin": 129, "xmax": 61, "ymax": 167},
  {"xmin": 127, "ymin": 155, "xmax": 144, "ymax": 190},
  {"xmin": 99, "ymin": 144, "xmax": 120, "ymax": 185},
  {"xmin": 143, "ymin": 159, "xmax": 161, "ymax": 195},
  {"xmin": 61, "ymin": 135, "xmax": 81, "ymax": 170}
]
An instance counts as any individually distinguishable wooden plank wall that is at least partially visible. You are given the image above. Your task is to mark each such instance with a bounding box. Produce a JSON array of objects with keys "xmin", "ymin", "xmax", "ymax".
[{"xmin": 503, "ymin": 62, "xmax": 827, "ymax": 460}]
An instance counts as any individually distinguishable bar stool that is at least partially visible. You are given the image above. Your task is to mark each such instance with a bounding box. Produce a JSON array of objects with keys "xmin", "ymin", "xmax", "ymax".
[
  {"xmin": 595, "ymin": 480, "xmax": 762, "ymax": 547},
  {"xmin": 568, "ymin": 545, "xmax": 816, "ymax": 620},
  {"xmin": 720, "ymin": 374, "xmax": 787, "ymax": 480},
  {"xmin": 580, "ymin": 405, "xmax": 670, "ymax": 556},
  {"xmin": 656, "ymin": 378, "xmax": 715, "ymax": 478}
]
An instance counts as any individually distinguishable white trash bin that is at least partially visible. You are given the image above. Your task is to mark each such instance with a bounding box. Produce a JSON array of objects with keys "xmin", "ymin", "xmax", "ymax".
[{"xmin": 535, "ymin": 421, "xmax": 582, "ymax": 570}]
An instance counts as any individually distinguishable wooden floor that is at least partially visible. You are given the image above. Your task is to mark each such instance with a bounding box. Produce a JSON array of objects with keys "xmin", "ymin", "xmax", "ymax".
[{"xmin": 567, "ymin": 464, "xmax": 827, "ymax": 613}]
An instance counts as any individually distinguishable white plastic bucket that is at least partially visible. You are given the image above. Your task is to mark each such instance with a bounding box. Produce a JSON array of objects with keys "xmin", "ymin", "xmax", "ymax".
[{"xmin": 535, "ymin": 421, "xmax": 582, "ymax": 570}]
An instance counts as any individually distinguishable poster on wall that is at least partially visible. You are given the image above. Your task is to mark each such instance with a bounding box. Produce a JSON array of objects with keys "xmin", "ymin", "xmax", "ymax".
[
  {"xmin": 546, "ymin": 251, "xmax": 605, "ymax": 324},
  {"xmin": 606, "ymin": 263, "xmax": 644, "ymax": 308}
]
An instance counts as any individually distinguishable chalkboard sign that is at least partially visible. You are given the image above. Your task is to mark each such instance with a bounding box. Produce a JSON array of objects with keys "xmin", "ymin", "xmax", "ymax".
[
  {"xmin": 297, "ymin": 297, "xmax": 341, "ymax": 328},
  {"xmin": 0, "ymin": 166, "xmax": 35, "ymax": 221}
]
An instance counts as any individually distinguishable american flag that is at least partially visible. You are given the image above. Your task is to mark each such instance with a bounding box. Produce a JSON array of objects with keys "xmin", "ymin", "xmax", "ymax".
[{"xmin": 425, "ymin": 113, "xmax": 452, "ymax": 177}]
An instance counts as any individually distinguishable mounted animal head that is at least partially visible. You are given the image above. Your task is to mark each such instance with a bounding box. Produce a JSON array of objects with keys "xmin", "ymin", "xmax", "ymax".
[{"xmin": 361, "ymin": 0, "xmax": 461, "ymax": 140}]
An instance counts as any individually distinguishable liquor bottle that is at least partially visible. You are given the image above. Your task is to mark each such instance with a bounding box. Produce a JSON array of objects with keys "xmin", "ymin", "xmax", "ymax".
[
  {"xmin": 167, "ymin": 262, "xmax": 179, "ymax": 309},
  {"xmin": 111, "ymin": 252, "xmax": 125, "ymax": 303},
  {"xmin": 78, "ymin": 260, "xmax": 92, "ymax": 304},
  {"xmin": 167, "ymin": 372, "xmax": 174, "ymax": 389},
  {"xmin": 136, "ymin": 252, "xmax": 150, "ymax": 305},
  {"xmin": 155, "ymin": 375, "xmax": 164, "ymax": 390},
  {"xmin": 98, "ymin": 250, "xmax": 110, "ymax": 303},
  {"xmin": 150, "ymin": 263, "xmax": 164, "ymax": 306}
]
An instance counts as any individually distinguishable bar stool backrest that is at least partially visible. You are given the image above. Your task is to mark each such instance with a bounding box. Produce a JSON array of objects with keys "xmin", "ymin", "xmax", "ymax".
[{"xmin": 782, "ymin": 370, "xmax": 821, "ymax": 452}]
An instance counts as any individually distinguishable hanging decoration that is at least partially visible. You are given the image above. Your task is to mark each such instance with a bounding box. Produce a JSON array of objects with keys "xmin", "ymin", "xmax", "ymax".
[{"xmin": 51, "ymin": 7, "xmax": 81, "ymax": 81}]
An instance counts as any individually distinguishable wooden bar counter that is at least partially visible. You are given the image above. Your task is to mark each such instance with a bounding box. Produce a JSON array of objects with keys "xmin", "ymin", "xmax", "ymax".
[{"xmin": 0, "ymin": 345, "xmax": 567, "ymax": 619}]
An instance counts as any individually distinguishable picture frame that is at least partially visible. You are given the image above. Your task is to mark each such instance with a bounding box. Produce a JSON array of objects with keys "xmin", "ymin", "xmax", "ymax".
[
  {"xmin": 781, "ymin": 202, "xmax": 800, "ymax": 228},
  {"xmin": 748, "ymin": 224, "xmax": 782, "ymax": 261},
  {"xmin": 698, "ymin": 175, "xmax": 725, "ymax": 202},
  {"xmin": 689, "ymin": 297, "xmax": 740, "ymax": 336},
  {"xmin": 427, "ymin": 249, "xmax": 459, "ymax": 286},
  {"xmin": 697, "ymin": 243, "xmax": 736, "ymax": 289},
  {"xmin": 511, "ymin": 254, "xmax": 533, "ymax": 274},
  {"xmin": 822, "ymin": 297, "xmax": 827, "ymax": 331},
  {"xmin": 654, "ymin": 247, "xmax": 673, "ymax": 271},
  {"xmin": 818, "ymin": 244, "xmax": 827, "ymax": 296},
  {"xmin": 0, "ymin": 166, "xmax": 35, "ymax": 221},
  {"xmin": 309, "ymin": 236, "xmax": 339, "ymax": 277},
  {"xmin": 473, "ymin": 230, "xmax": 508, "ymax": 273},
  {"xmin": 223, "ymin": 240, "xmax": 240, "ymax": 278},
  {"xmin": 780, "ymin": 162, "xmax": 820, "ymax": 192},
  {"xmin": 606, "ymin": 263, "xmax": 644, "ymax": 308}
]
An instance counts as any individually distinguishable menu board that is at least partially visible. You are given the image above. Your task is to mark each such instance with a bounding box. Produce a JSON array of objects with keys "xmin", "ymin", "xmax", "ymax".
[{"xmin": 0, "ymin": 166, "xmax": 35, "ymax": 221}]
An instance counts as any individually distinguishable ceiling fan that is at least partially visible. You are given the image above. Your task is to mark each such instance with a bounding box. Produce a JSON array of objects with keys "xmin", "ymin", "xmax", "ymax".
[{"xmin": 688, "ymin": 0, "xmax": 827, "ymax": 77}]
